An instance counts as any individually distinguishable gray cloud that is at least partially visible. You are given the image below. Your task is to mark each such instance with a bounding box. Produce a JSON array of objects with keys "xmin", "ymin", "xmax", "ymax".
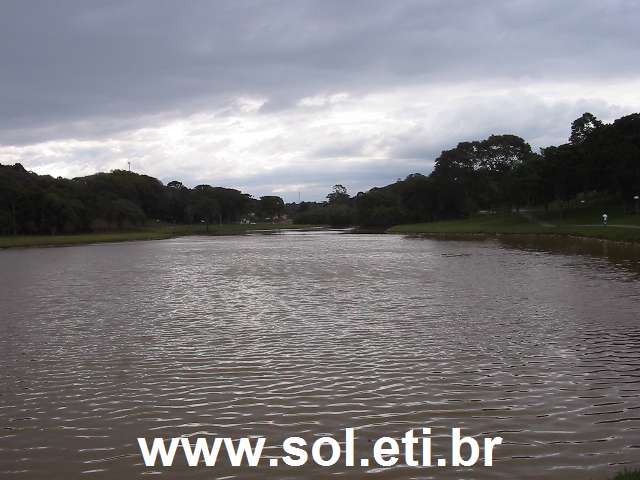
[{"xmin": 1, "ymin": 0, "xmax": 639, "ymax": 199}]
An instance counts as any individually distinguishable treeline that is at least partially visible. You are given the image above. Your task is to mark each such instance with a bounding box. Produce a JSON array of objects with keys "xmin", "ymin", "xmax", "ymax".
[
  {"xmin": 293, "ymin": 112, "xmax": 640, "ymax": 226},
  {"xmin": 0, "ymin": 167, "xmax": 286, "ymax": 235},
  {"xmin": 2, "ymin": 112, "xmax": 639, "ymax": 235}
]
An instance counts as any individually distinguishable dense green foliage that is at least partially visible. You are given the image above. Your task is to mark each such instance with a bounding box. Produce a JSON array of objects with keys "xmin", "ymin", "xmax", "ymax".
[
  {"xmin": 0, "ymin": 168, "xmax": 287, "ymax": 235},
  {"xmin": 292, "ymin": 112, "xmax": 640, "ymax": 226}
]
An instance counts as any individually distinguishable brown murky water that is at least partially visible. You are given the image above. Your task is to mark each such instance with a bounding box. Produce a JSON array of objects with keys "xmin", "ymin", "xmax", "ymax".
[{"xmin": 1, "ymin": 232, "xmax": 639, "ymax": 479}]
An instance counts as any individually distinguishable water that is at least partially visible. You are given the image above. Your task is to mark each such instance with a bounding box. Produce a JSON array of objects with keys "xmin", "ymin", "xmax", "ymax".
[{"xmin": 1, "ymin": 232, "xmax": 639, "ymax": 479}]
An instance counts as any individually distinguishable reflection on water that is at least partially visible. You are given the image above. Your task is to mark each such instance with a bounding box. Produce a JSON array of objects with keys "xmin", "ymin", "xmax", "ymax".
[
  {"xmin": 499, "ymin": 234, "xmax": 640, "ymax": 277},
  {"xmin": 1, "ymin": 233, "xmax": 639, "ymax": 479}
]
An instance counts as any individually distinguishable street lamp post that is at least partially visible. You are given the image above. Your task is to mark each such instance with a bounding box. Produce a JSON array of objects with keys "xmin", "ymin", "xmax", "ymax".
[{"xmin": 635, "ymin": 195, "xmax": 639, "ymax": 215}]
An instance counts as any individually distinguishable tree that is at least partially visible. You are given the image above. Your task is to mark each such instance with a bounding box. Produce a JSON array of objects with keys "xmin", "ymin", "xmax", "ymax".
[
  {"xmin": 167, "ymin": 180, "xmax": 184, "ymax": 189},
  {"xmin": 327, "ymin": 184, "xmax": 350, "ymax": 204},
  {"xmin": 192, "ymin": 185, "xmax": 222, "ymax": 231},
  {"xmin": 355, "ymin": 188, "xmax": 403, "ymax": 226},
  {"xmin": 569, "ymin": 112, "xmax": 603, "ymax": 145},
  {"xmin": 107, "ymin": 199, "xmax": 146, "ymax": 229},
  {"xmin": 259, "ymin": 196, "xmax": 285, "ymax": 220},
  {"xmin": 476, "ymin": 135, "xmax": 534, "ymax": 212},
  {"xmin": 0, "ymin": 164, "xmax": 23, "ymax": 234},
  {"xmin": 166, "ymin": 180, "xmax": 189, "ymax": 223},
  {"xmin": 0, "ymin": 164, "xmax": 259, "ymax": 234}
]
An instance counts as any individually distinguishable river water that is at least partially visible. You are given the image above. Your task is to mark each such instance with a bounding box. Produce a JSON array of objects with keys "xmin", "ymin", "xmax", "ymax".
[{"xmin": 1, "ymin": 232, "xmax": 639, "ymax": 479}]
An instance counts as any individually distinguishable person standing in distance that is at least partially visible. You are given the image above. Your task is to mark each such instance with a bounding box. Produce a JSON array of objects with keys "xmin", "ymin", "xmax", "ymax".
[{"xmin": 602, "ymin": 213, "xmax": 608, "ymax": 225}]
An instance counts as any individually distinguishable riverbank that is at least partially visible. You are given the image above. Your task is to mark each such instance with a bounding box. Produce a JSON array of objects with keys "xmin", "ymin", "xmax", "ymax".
[
  {"xmin": 5, "ymin": 214, "xmax": 640, "ymax": 248},
  {"xmin": 612, "ymin": 470, "xmax": 640, "ymax": 480},
  {"xmin": 0, "ymin": 223, "xmax": 320, "ymax": 249},
  {"xmin": 388, "ymin": 213, "xmax": 640, "ymax": 243}
]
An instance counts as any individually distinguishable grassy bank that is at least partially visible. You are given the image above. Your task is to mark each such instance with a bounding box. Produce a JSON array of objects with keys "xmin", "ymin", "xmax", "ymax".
[
  {"xmin": 612, "ymin": 470, "xmax": 640, "ymax": 480},
  {"xmin": 388, "ymin": 212, "xmax": 640, "ymax": 243},
  {"xmin": 0, "ymin": 223, "xmax": 319, "ymax": 249}
]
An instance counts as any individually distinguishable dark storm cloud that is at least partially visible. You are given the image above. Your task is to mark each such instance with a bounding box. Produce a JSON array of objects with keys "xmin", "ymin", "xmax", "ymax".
[{"xmin": 1, "ymin": 0, "xmax": 639, "ymax": 144}]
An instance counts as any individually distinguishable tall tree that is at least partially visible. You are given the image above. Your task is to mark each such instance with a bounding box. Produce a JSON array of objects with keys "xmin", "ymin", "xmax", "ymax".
[
  {"xmin": 327, "ymin": 184, "xmax": 350, "ymax": 204},
  {"xmin": 259, "ymin": 196, "xmax": 285, "ymax": 220},
  {"xmin": 569, "ymin": 112, "xmax": 603, "ymax": 145}
]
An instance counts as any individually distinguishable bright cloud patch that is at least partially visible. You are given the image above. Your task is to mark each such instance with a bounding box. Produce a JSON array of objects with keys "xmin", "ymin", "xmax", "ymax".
[{"xmin": 2, "ymin": 80, "xmax": 639, "ymax": 201}]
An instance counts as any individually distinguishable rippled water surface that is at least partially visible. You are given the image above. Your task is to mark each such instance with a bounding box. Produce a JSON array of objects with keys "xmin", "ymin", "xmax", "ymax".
[{"xmin": 1, "ymin": 232, "xmax": 640, "ymax": 479}]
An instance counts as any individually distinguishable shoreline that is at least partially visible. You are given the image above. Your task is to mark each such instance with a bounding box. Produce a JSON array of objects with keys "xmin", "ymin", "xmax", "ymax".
[
  {"xmin": 386, "ymin": 215, "xmax": 640, "ymax": 245},
  {"xmin": 0, "ymin": 224, "xmax": 323, "ymax": 250},
  {"xmin": 387, "ymin": 230, "xmax": 640, "ymax": 247},
  {"xmin": 4, "ymin": 218, "xmax": 640, "ymax": 250}
]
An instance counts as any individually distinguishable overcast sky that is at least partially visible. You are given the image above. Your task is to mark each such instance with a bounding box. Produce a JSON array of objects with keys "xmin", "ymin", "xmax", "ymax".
[{"xmin": 1, "ymin": 0, "xmax": 639, "ymax": 201}]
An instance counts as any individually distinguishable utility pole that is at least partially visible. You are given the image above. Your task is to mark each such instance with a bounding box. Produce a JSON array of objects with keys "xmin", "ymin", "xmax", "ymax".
[{"xmin": 128, "ymin": 161, "xmax": 131, "ymax": 172}]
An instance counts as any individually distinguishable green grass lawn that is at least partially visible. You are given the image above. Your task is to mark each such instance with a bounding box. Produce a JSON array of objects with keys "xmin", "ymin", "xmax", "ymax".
[
  {"xmin": 540, "ymin": 205, "xmax": 640, "ymax": 227},
  {"xmin": 0, "ymin": 223, "xmax": 319, "ymax": 249},
  {"xmin": 388, "ymin": 213, "xmax": 640, "ymax": 243}
]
